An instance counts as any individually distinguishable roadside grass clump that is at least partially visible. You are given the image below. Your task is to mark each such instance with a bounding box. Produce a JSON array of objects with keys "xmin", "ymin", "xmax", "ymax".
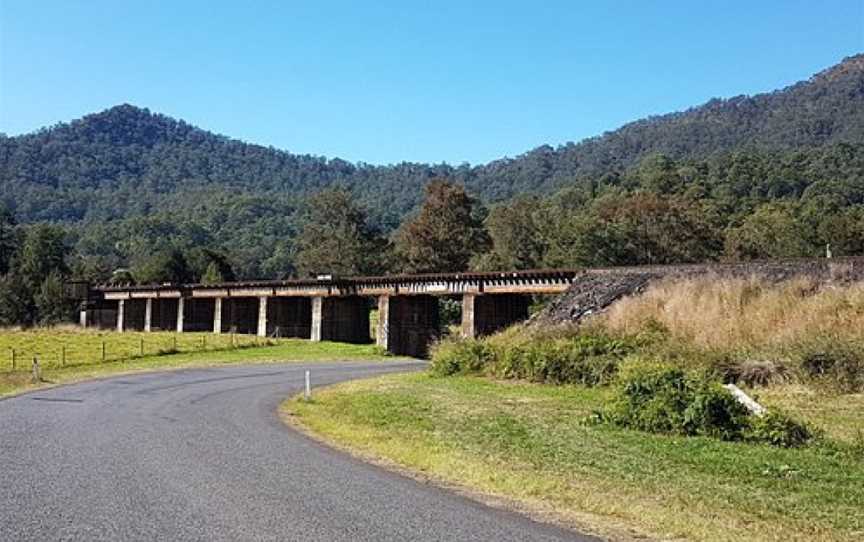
[
  {"xmin": 724, "ymin": 359, "xmax": 793, "ymax": 387},
  {"xmin": 431, "ymin": 326, "xmax": 632, "ymax": 386},
  {"xmin": 795, "ymin": 339, "xmax": 864, "ymax": 393},
  {"xmin": 600, "ymin": 360, "xmax": 814, "ymax": 447}
]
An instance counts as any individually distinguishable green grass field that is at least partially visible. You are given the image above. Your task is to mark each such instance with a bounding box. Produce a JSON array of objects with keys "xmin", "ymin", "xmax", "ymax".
[
  {"xmin": 285, "ymin": 373, "xmax": 864, "ymax": 542},
  {"xmin": 0, "ymin": 328, "xmax": 395, "ymax": 397}
]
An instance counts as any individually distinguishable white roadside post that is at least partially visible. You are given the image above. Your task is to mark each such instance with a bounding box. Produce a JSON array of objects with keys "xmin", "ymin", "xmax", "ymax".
[{"xmin": 304, "ymin": 370, "xmax": 311, "ymax": 401}]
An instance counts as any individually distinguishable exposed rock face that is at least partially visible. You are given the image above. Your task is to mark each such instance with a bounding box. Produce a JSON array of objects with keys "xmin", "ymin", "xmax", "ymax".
[{"xmin": 531, "ymin": 257, "xmax": 864, "ymax": 326}]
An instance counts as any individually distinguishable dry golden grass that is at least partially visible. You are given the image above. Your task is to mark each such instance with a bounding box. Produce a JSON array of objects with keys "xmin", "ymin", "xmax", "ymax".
[{"xmin": 599, "ymin": 275, "xmax": 864, "ymax": 351}]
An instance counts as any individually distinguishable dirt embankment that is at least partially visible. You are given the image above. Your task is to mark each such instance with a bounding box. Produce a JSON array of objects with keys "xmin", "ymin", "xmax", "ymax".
[{"xmin": 532, "ymin": 257, "xmax": 864, "ymax": 326}]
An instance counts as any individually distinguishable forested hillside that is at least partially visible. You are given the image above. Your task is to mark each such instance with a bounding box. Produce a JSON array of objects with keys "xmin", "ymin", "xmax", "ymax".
[
  {"xmin": 2, "ymin": 54, "xmax": 863, "ymax": 227},
  {"xmin": 0, "ymin": 54, "xmax": 863, "ymax": 326}
]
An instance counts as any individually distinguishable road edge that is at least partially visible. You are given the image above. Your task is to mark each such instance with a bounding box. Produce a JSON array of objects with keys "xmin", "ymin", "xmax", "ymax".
[{"xmin": 278, "ymin": 378, "xmax": 649, "ymax": 542}]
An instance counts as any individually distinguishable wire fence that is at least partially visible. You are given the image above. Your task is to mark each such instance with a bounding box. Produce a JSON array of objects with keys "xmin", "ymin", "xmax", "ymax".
[{"xmin": 1, "ymin": 331, "xmax": 270, "ymax": 373}]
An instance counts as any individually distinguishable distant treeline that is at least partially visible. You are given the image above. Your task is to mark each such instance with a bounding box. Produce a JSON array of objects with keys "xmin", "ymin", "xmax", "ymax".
[
  {"xmin": 2, "ymin": 141, "xmax": 864, "ymax": 326},
  {"xmin": 3, "ymin": 55, "xmax": 864, "ymax": 325}
]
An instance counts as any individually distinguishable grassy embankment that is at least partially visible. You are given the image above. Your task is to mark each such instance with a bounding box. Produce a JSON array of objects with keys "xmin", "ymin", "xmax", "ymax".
[
  {"xmin": 0, "ymin": 327, "xmax": 393, "ymax": 397},
  {"xmin": 285, "ymin": 277, "xmax": 864, "ymax": 541}
]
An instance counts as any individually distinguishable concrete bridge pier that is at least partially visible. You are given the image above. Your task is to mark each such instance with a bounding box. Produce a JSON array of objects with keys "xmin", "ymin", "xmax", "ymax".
[
  {"xmin": 311, "ymin": 296, "xmax": 370, "ymax": 343},
  {"xmin": 461, "ymin": 293, "xmax": 530, "ymax": 338},
  {"xmin": 144, "ymin": 299, "xmax": 153, "ymax": 332},
  {"xmin": 213, "ymin": 298, "xmax": 222, "ymax": 334},
  {"xmin": 257, "ymin": 296, "xmax": 268, "ymax": 337},
  {"xmin": 377, "ymin": 295, "xmax": 439, "ymax": 358},
  {"xmin": 176, "ymin": 298, "xmax": 184, "ymax": 333},
  {"xmin": 116, "ymin": 299, "xmax": 125, "ymax": 332}
]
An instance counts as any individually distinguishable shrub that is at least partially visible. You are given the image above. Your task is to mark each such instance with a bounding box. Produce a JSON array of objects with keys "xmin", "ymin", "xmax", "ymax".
[
  {"xmin": 430, "ymin": 337, "xmax": 492, "ymax": 376},
  {"xmin": 606, "ymin": 361, "xmax": 750, "ymax": 440},
  {"xmin": 683, "ymin": 381, "xmax": 752, "ymax": 440},
  {"xmin": 747, "ymin": 411, "xmax": 813, "ymax": 448},
  {"xmin": 430, "ymin": 329, "xmax": 631, "ymax": 386},
  {"xmin": 490, "ymin": 334, "xmax": 630, "ymax": 386}
]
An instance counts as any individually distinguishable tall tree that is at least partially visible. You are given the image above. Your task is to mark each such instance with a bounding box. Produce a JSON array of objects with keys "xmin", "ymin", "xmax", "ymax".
[
  {"xmin": 18, "ymin": 224, "xmax": 69, "ymax": 293},
  {"xmin": 393, "ymin": 180, "xmax": 490, "ymax": 273},
  {"xmin": 475, "ymin": 196, "xmax": 546, "ymax": 271},
  {"xmin": 134, "ymin": 249, "xmax": 192, "ymax": 284},
  {"xmin": 34, "ymin": 270, "xmax": 77, "ymax": 325},
  {"xmin": 0, "ymin": 273, "xmax": 27, "ymax": 326},
  {"xmin": 294, "ymin": 188, "xmax": 384, "ymax": 277},
  {"xmin": 724, "ymin": 203, "xmax": 815, "ymax": 260},
  {"xmin": 0, "ymin": 204, "xmax": 17, "ymax": 276}
]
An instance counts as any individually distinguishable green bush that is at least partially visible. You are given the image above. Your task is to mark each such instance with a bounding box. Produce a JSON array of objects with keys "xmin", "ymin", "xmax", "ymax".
[
  {"xmin": 606, "ymin": 361, "xmax": 751, "ymax": 440},
  {"xmin": 430, "ymin": 330, "xmax": 631, "ymax": 386},
  {"xmin": 429, "ymin": 337, "xmax": 492, "ymax": 376},
  {"xmin": 603, "ymin": 361, "xmax": 816, "ymax": 447},
  {"xmin": 747, "ymin": 411, "xmax": 813, "ymax": 448}
]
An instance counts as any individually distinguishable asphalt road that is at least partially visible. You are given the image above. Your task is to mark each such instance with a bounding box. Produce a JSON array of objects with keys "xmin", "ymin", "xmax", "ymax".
[{"xmin": 0, "ymin": 362, "xmax": 599, "ymax": 541}]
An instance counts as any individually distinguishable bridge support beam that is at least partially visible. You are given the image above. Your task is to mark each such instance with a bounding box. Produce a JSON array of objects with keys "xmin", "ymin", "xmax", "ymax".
[
  {"xmin": 176, "ymin": 298, "xmax": 185, "ymax": 333},
  {"xmin": 213, "ymin": 298, "xmax": 222, "ymax": 334},
  {"xmin": 462, "ymin": 293, "xmax": 530, "ymax": 338},
  {"xmin": 377, "ymin": 295, "xmax": 439, "ymax": 358},
  {"xmin": 257, "ymin": 296, "xmax": 268, "ymax": 337},
  {"xmin": 311, "ymin": 296, "xmax": 370, "ymax": 343},
  {"xmin": 116, "ymin": 299, "xmax": 125, "ymax": 332},
  {"xmin": 144, "ymin": 298, "xmax": 153, "ymax": 332}
]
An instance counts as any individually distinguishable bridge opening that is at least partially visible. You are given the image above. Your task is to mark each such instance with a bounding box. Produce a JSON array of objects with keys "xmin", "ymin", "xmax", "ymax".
[
  {"xmin": 377, "ymin": 295, "xmax": 440, "ymax": 358},
  {"xmin": 462, "ymin": 293, "xmax": 531, "ymax": 338},
  {"xmin": 150, "ymin": 299, "xmax": 179, "ymax": 332},
  {"xmin": 313, "ymin": 296, "xmax": 372, "ymax": 343},
  {"xmin": 182, "ymin": 298, "xmax": 215, "ymax": 332},
  {"xmin": 83, "ymin": 300, "xmax": 118, "ymax": 330},
  {"xmin": 220, "ymin": 297, "xmax": 260, "ymax": 335},
  {"xmin": 267, "ymin": 297, "xmax": 312, "ymax": 338},
  {"xmin": 122, "ymin": 299, "xmax": 147, "ymax": 331}
]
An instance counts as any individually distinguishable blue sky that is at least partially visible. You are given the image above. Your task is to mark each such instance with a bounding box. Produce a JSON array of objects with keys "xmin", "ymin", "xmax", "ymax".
[{"xmin": 0, "ymin": 1, "xmax": 862, "ymax": 165}]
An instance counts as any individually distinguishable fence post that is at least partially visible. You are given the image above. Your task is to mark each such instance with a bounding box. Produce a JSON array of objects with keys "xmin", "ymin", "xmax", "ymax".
[
  {"xmin": 202, "ymin": 335, "xmax": 206, "ymax": 350},
  {"xmin": 10, "ymin": 348, "xmax": 15, "ymax": 371},
  {"xmin": 173, "ymin": 335, "xmax": 177, "ymax": 351},
  {"xmin": 32, "ymin": 356, "xmax": 40, "ymax": 383},
  {"xmin": 61, "ymin": 345, "xmax": 66, "ymax": 367},
  {"xmin": 139, "ymin": 337, "xmax": 144, "ymax": 357},
  {"xmin": 101, "ymin": 341, "xmax": 106, "ymax": 362}
]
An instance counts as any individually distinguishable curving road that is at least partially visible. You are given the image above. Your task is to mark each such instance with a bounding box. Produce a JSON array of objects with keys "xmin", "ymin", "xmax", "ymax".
[{"xmin": 0, "ymin": 362, "xmax": 598, "ymax": 541}]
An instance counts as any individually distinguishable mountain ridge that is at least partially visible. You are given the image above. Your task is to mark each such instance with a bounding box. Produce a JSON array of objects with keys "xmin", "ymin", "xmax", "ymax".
[{"xmin": 1, "ymin": 53, "xmax": 863, "ymax": 227}]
